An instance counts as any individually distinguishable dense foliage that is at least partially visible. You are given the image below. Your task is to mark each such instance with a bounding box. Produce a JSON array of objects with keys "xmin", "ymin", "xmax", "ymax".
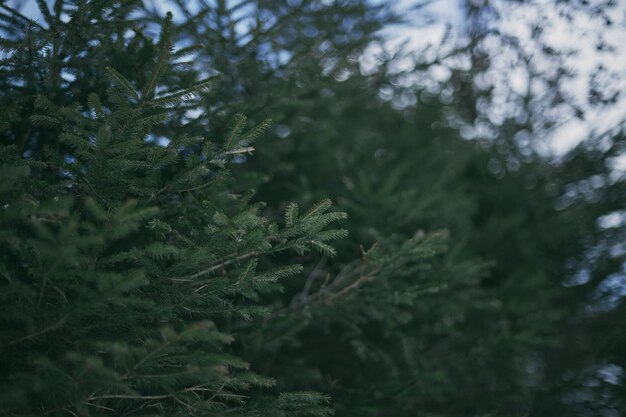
[{"xmin": 1, "ymin": 1, "xmax": 624, "ymax": 416}]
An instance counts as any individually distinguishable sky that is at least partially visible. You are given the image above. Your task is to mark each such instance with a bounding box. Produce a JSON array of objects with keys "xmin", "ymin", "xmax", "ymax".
[
  {"xmin": 9, "ymin": 0, "xmax": 626, "ymax": 157},
  {"xmin": 375, "ymin": 0, "xmax": 626, "ymax": 157}
]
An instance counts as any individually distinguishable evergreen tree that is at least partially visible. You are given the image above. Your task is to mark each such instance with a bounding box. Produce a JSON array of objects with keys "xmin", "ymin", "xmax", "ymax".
[
  {"xmin": 0, "ymin": 2, "xmax": 350, "ymax": 415},
  {"xmin": 2, "ymin": 0, "xmax": 625, "ymax": 416}
]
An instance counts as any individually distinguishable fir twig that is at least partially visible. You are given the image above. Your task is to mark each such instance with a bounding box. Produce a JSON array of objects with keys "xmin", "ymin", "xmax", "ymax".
[
  {"xmin": 4, "ymin": 314, "xmax": 69, "ymax": 347},
  {"xmin": 171, "ymin": 250, "xmax": 260, "ymax": 282}
]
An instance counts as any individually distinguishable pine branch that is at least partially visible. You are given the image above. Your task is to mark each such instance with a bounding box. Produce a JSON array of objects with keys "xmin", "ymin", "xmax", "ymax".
[
  {"xmin": 35, "ymin": 0, "xmax": 54, "ymax": 26},
  {"xmin": 105, "ymin": 66, "xmax": 139, "ymax": 101},
  {"xmin": 149, "ymin": 78, "xmax": 213, "ymax": 107},
  {"xmin": 224, "ymin": 114, "xmax": 247, "ymax": 150},
  {"xmin": 142, "ymin": 12, "xmax": 174, "ymax": 100},
  {"xmin": 171, "ymin": 250, "xmax": 261, "ymax": 282},
  {"xmin": 323, "ymin": 268, "xmax": 380, "ymax": 304},
  {"xmin": 0, "ymin": 3, "xmax": 45, "ymax": 30},
  {"xmin": 4, "ymin": 314, "xmax": 69, "ymax": 347}
]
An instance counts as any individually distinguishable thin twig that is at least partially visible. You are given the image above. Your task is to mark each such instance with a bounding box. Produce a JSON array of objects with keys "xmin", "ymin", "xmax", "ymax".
[
  {"xmin": 170, "ymin": 250, "xmax": 259, "ymax": 283},
  {"xmin": 4, "ymin": 313, "xmax": 69, "ymax": 347},
  {"xmin": 290, "ymin": 256, "xmax": 327, "ymax": 308},
  {"xmin": 324, "ymin": 268, "xmax": 380, "ymax": 304}
]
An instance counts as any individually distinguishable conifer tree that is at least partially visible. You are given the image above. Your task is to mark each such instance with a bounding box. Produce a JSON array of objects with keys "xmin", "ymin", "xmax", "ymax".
[
  {"xmin": 3, "ymin": 1, "xmax": 625, "ymax": 416},
  {"xmin": 0, "ymin": 2, "xmax": 349, "ymax": 415}
]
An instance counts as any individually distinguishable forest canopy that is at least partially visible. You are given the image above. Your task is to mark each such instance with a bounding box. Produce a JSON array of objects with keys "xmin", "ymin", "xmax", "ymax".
[{"xmin": 1, "ymin": 1, "xmax": 625, "ymax": 416}]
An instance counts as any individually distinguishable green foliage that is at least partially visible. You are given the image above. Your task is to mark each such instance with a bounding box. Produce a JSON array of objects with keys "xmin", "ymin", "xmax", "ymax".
[
  {"xmin": 0, "ymin": 4, "xmax": 345, "ymax": 416},
  {"xmin": 1, "ymin": 1, "xmax": 625, "ymax": 417}
]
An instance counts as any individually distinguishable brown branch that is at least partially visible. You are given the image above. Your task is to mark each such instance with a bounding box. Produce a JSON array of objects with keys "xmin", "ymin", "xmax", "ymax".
[
  {"xmin": 324, "ymin": 268, "xmax": 380, "ymax": 304},
  {"xmin": 170, "ymin": 250, "xmax": 260, "ymax": 283},
  {"xmin": 275, "ymin": 262, "xmax": 380, "ymax": 316}
]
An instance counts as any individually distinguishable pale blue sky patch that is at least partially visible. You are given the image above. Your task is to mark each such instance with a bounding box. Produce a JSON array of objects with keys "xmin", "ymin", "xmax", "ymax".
[{"xmin": 9, "ymin": 0, "xmax": 626, "ymax": 157}]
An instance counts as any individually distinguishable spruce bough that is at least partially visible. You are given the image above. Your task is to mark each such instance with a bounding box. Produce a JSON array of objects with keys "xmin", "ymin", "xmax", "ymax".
[{"xmin": 0, "ymin": 9, "xmax": 346, "ymax": 416}]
